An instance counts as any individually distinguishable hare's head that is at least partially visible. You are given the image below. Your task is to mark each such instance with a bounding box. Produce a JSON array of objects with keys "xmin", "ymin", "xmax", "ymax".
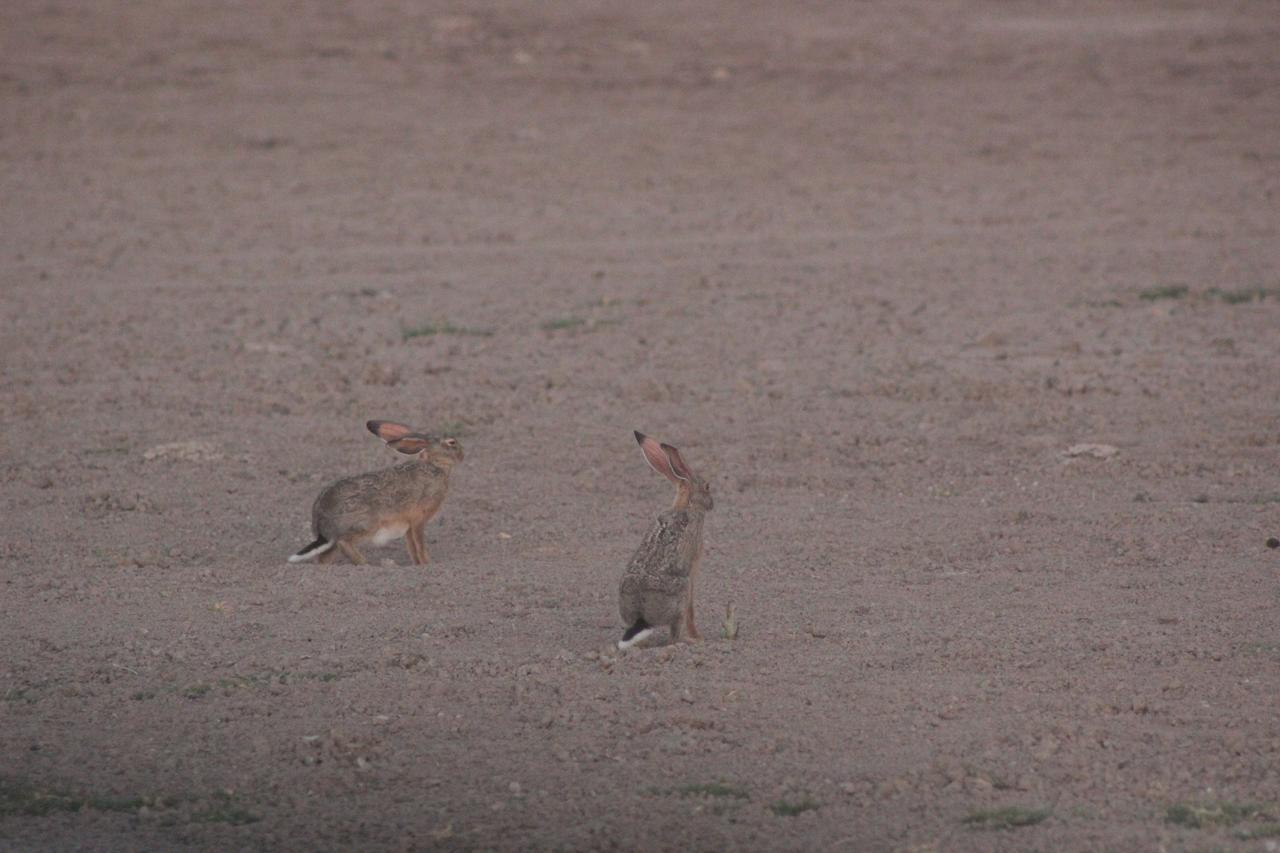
[
  {"xmin": 367, "ymin": 420, "xmax": 464, "ymax": 466},
  {"xmin": 634, "ymin": 431, "xmax": 713, "ymax": 512},
  {"xmin": 433, "ymin": 435, "xmax": 465, "ymax": 467}
]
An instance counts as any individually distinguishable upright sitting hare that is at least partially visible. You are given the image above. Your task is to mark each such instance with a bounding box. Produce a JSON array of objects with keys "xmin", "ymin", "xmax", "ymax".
[
  {"xmin": 289, "ymin": 420, "xmax": 464, "ymax": 566},
  {"xmin": 617, "ymin": 431, "xmax": 714, "ymax": 649}
]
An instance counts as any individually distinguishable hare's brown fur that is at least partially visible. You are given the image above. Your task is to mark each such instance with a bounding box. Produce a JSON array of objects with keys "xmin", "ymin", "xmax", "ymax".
[
  {"xmin": 618, "ymin": 432, "xmax": 713, "ymax": 647},
  {"xmin": 292, "ymin": 421, "xmax": 463, "ymax": 566}
]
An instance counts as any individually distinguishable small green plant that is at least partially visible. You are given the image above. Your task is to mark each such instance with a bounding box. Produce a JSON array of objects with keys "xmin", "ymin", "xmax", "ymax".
[
  {"xmin": 721, "ymin": 603, "xmax": 738, "ymax": 640},
  {"xmin": 770, "ymin": 795, "xmax": 820, "ymax": 816},
  {"xmin": 541, "ymin": 315, "xmax": 586, "ymax": 331},
  {"xmin": 668, "ymin": 782, "xmax": 749, "ymax": 800},
  {"xmin": 0, "ymin": 780, "xmax": 185, "ymax": 818},
  {"xmin": 83, "ymin": 795, "xmax": 149, "ymax": 813},
  {"xmin": 401, "ymin": 321, "xmax": 493, "ymax": 340},
  {"xmin": 1208, "ymin": 287, "xmax": 1280, "ymax": 304},
  {"xmin": 1138, "ymin": 284, "xmax": 1188, "ymax": 301},
  {"xmin": 0, "ymin": 780, "xmax": 82, "ymax": 817},
  {"xmin": 1165, "ymin": 801, "xmax": 1273, "ymax": 829},
  {"xmin": 963, "ymin": 806, "xmax": 1051, "ymax": 830},
  {"xmin": 192, "ymin": 795, "xmax": 261, "ymax": 826}
]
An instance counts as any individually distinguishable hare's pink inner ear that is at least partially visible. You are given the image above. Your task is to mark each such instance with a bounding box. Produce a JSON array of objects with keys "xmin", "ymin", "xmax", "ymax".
[
  {"xmin": 388, "ymin": 436, "xmax": 430, "ymax": 455},
  {"xmin": 636, "ymin": 431, "xmax": 679, "ymax": 482},
  {"xmin": 368, "ymin": 420, "xmax": 414, "ymax": 443},
  {"xmin": 661, "ymin": 444, "xmax": 694, "ymax": 482}
]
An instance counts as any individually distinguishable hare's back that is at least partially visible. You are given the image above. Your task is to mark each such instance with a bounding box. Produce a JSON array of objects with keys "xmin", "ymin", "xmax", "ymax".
[
  {"xmin": 625, "ymin": 511, "xmax": 695, "ymax": 576},
  {"xmin": 312, "ymin": 465, "xmax": 424, "ymax": 526},
  {"xmin": 619, "ymin": 511, "xmax": 694, "ymax": 617}
]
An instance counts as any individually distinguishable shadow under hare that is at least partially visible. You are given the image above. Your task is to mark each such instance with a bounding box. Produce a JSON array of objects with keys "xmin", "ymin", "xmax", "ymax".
[
  {"xmin": 617, "ymin": 431, "xmax": 714, "ymax": 649},
  {"xmin": 289, "ymin": 420, "xmax": 463, "ymax": 566}
]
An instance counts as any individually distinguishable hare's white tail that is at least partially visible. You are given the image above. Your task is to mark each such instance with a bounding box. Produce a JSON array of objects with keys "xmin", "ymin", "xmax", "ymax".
[
  {"xmin": 617, "ymin": 618, "xmax": 653, "ymax": 650},
  {"xmin": 289, "ymin": 537, "xmax": 333, "ymax": 563}
]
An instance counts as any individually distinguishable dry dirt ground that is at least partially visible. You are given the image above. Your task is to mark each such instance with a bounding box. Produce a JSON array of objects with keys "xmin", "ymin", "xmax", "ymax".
[{"xmin": 3, "ymin": 1, "xmax": 1279, "ymax": 850}]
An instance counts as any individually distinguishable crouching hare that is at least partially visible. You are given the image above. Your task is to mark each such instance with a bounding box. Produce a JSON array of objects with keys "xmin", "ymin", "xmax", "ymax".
[{"xmin": 289, "ymin": 420, "xmax": 463, "ymax": 566}]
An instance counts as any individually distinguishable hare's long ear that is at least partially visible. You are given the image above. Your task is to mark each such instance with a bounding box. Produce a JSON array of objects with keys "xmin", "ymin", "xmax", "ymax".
[
  {"xmin": 387, "ymin": 435, "xmax": 431, "ymax": 455},
  {"xmin": 368, "ymin": 420, "xmax": 414, "ymax": 443},
  {"xmin": 636, "ymin": 431, "xmax": 686, "ymax": 483},
  {"xmin": 661, "ymin": 443, "xmax": 695, "ymax": 481}
]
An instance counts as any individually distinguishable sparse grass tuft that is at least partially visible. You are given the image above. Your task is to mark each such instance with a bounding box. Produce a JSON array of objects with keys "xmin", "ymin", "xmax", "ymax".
[
  {"xmin": 1138, "ymin": 284, "xmax": 1188, "ymax": 301},
  {"xmin": 84, "ymin": 795, "xmax": 149, "ymax": 813},
  {"xmin": 770, "ymin": 795, "xmax": 820, "ymax": 816},
  {"xmin": 721, "ymin": 603, "xmax": 738, "ymax": 640},
  {"xmin": 541, "ymin": 315, "xmax": 586, "ymax": 331},
  {"xmin": 0, "ymin": 780, "xmax": 82, "ymax": 817},
  {"xmin": 0, "ymin": 779, "xmax": 187, "ymax": 818},
  {"xmin": 401, "ymin": 321, "xmax": 494, "ymax": 340},
  {"xmin": 1208, "ymin": 287, "xmax": 1280, "ymax": 304},
  {"xmin": 668, "ymin": 782, "xmax": 749, "ymax": 800},
  {"xmin": 192, "ymin": 795, "xmax": 261, "ymax": 826},
  {"xmin": 1165, "ymin": 801, "xmax": 1275, "ymax": 829},
  {"xmin": 963, "ymin": 806, "xmax": 1051, "ymax": 830}
]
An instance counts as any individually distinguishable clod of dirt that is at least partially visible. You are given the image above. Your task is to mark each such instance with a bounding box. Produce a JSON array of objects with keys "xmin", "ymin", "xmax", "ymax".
[
  {"xmin": 142, "ymin": 441, "xmax": 222, "ymax": 462},
  {"xmin": 1063, "ymin": 443, "xmax": 1119, "ymax": 459},
  {"xmin": 1266, "ymin": 537, "xmax": 1279, "ymax": 549}
]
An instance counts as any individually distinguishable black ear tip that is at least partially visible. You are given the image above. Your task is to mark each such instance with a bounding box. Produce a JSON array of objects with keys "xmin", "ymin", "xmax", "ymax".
[
  {"xmin": 634, "ymin": 430, "xmax": 647, "ymax": 444},
  {"xmin": 366, "ymin": 420, "xmax": 382, "ymax": 433}
]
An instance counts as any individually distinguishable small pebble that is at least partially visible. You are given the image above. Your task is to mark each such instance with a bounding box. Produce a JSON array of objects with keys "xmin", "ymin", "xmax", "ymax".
[{"xmin": 1267, "ymin": 537, "xmax": 1279, "ymax": 549}]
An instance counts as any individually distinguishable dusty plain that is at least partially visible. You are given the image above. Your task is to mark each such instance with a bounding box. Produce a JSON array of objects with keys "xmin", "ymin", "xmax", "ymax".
[{"xmin": 2, "ymin": 0, "xmax": 1279, "ymax": 850}]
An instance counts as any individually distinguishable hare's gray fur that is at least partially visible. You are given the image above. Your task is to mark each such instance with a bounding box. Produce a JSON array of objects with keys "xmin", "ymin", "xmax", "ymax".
[
  {"xmin": 617, "ymin": 432, "xmax": 713, "ymax": 649},
  {"xmin": 289, "ymin": 420, "xmax": 463, "ymax": 566}
]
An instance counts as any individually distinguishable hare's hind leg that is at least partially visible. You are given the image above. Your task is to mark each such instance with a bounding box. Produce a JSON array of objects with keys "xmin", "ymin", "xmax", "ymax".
[
  {"xmin": 670, "ymin": 594, "xmax": 700, "ymax": 643},
  {"xmin": 669, "ymin": 611, "xmax": 695, "ymax": 644},
  {"xmin": 684, "ymin": 595, "xmax": 701, "ymax": 640},
  {"xmin": 402, "ymin": 528, "xmax": 419, "ymax": 564},
  {"xmin": 405, "ymin": 524, "xmax": 429, "ymax": 566},
  {"xmin": 317, "ymin": 546, "xmax": 340, "ymax": 565},
  {"xmin": 336, "ymin": 539, "xmax": 368, "ymax": 565}
]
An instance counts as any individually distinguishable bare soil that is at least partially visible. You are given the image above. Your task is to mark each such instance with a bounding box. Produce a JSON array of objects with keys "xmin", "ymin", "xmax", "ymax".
[{"xmin": 3, "ymin": 1, "xmax": 1279, "ymax": 850}]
